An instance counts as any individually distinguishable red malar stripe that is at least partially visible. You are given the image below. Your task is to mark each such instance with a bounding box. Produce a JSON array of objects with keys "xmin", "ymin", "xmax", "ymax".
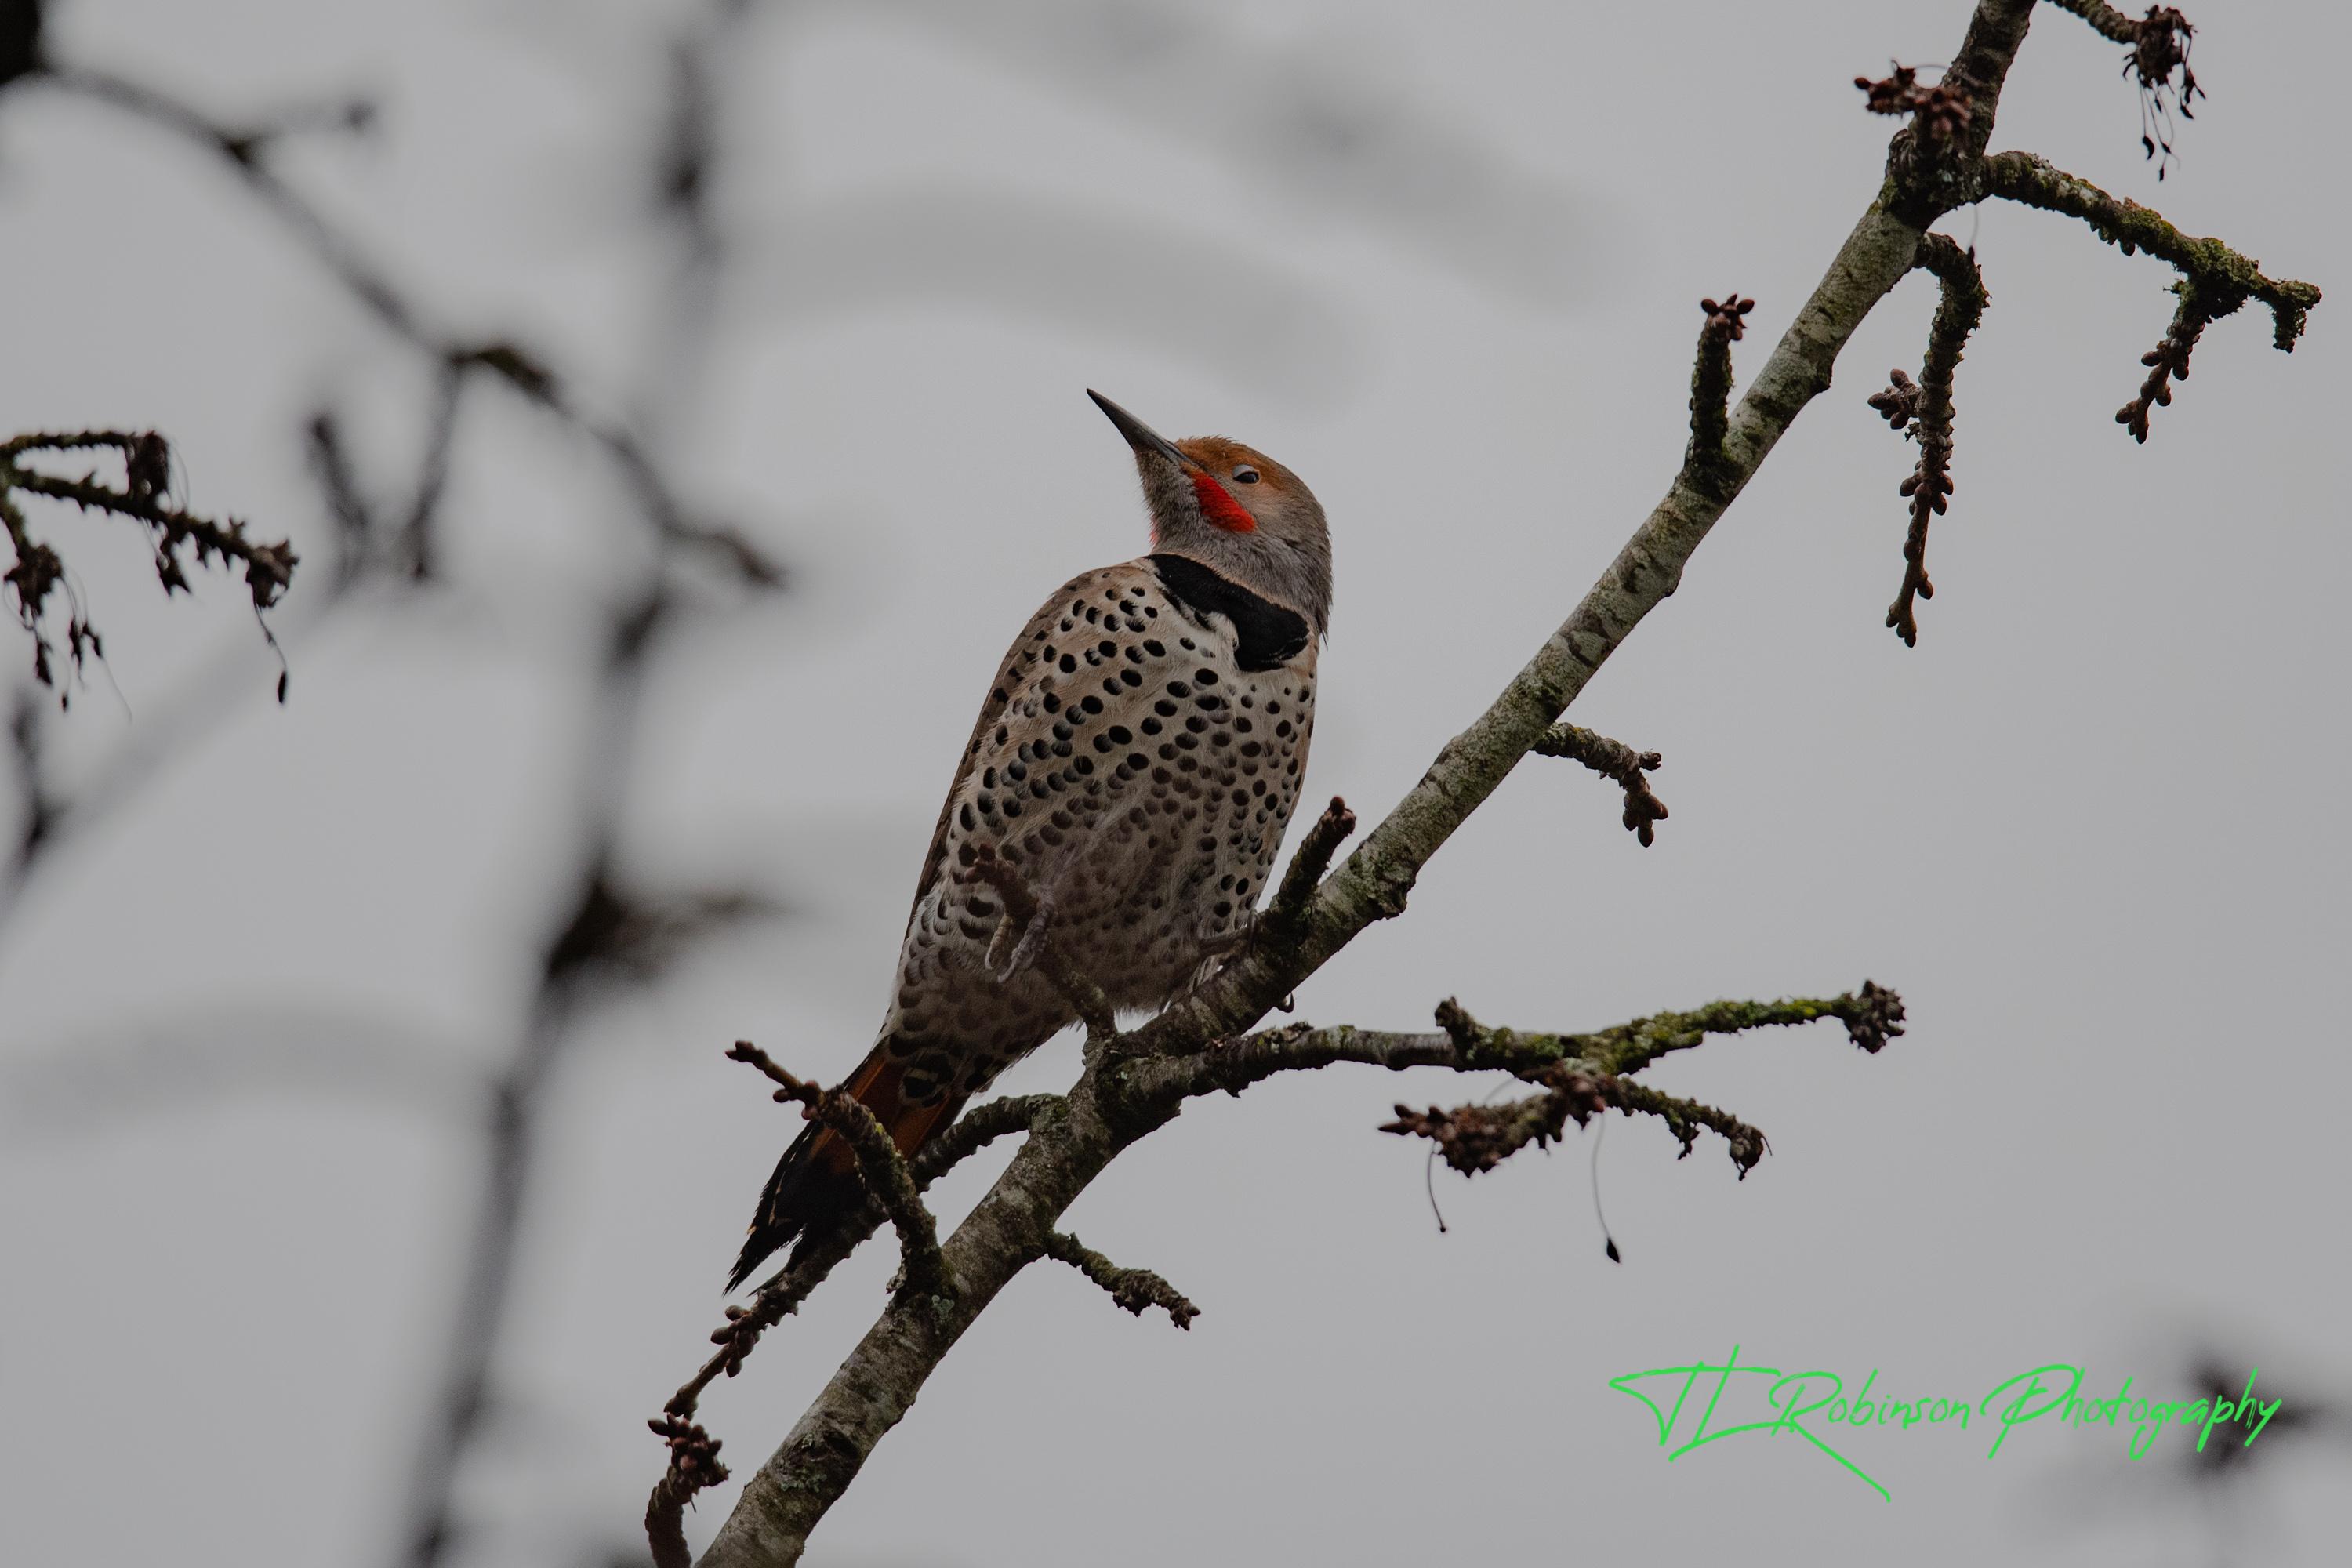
[{"xmin": 1190, "ymin": 472, "xmax": 1258, "ymax": 532}]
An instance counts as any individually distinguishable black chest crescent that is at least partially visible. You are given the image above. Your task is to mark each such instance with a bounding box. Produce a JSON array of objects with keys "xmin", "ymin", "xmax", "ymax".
[{"xmin": 1146, "ymin": 554, "xmax": 1311, "ymax": 673}]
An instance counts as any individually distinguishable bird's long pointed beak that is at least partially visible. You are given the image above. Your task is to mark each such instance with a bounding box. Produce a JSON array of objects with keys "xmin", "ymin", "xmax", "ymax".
[{"xmin": 1087, "ymin": 390, "xmax": 1195, "ymax": 471}]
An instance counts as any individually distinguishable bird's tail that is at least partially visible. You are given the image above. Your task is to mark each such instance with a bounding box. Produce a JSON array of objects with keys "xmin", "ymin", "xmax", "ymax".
[{"xmin": 726, "ymin": 1044, "xmax": 966, "ymax": 1292}]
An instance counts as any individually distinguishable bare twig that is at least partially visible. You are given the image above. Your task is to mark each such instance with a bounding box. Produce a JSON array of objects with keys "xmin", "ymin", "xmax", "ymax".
[
  {"xmin": 1857, "ymin": 62, "xmax": 1973, "ymax": 143},
  {"xmin": 1530, "ymin": 724, "xmax": 1668, "ymax": 845},
  {"xmin": 1383, "ymin": 1062, "xmax": 1609, "ymax": 1174},
  {"xmin": 1583, "ymin": 982, "xmax": 1908, "ymax": 1073},
  {"xmin": 1134, "ymin": 985, "xmax": 1901, "ymax": 1108},
  {"xmin": 1606, "ymin": 1077, "xmax": 1770, "ymax": 1175},
  {"xmin": 1683, "ymin": 294, "xmax": 1754, "ymax": 485},
  {"xmin": 909, "ymin": 1093, "xmax": 1062, "ymax": 1189},
  {"xmin": 2045, "ymin": 2, "xmax": 2201, "ymax": 175},
  {"xmin": 2, "ymin": 430, "xmax": 296, "ymax": 695},
  {"xmin": 1385, "ymin": 1062, "xmax": 1769, "ymax": 1179},
  {"xmin": 2117, "ymin": 276, "xmax": 2216, "ymax": 441},
  {"xmin": 644, "ymin": 1191, "xmax": 883, "ymax": 1568},
  {"xmin": 1875, "ymin": 235, "xmax": 1988, "ymax": 644},
  {"xmin": 1040, "ymin": 1230, "xmax": 1199, "ymax": 1328},
  {"xmin": 646, "ymin": 1416, "xmax": 729, "ymax": 1568},
  {"xmin": 1263, "ymin": 795, "xmax": 1358, "ymax": 937},
  {"xmin": 2047, "ymin": 0, "xmax": 2153, "ymax": 45}
]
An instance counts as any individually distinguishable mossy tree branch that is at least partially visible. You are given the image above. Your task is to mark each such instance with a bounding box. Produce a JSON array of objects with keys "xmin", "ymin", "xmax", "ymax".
[{"xmin": 1979, "ymin": 150, "xmax": 2319, "ymax": 350}]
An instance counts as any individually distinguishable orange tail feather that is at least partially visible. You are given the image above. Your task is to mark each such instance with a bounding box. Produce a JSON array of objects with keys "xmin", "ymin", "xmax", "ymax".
[{"xmin": 727, "ymin": 1047, "xmax": 964, "ymax": 1290}]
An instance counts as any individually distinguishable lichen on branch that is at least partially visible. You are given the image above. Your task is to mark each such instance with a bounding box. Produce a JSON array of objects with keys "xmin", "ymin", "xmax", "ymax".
[
  {"xmin": 1979, "ymin": 151, "xmax": 2320, "ymax": 351},
  {"xmin": 1040, "ymin": 1230, "xmax": 1199, "ymax": 1329}
]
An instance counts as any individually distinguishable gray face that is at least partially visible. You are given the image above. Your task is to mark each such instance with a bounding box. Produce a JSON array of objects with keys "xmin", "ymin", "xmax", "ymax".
[{"xmin": 1087, "ymin": 393, "xmax": 1334, "ymax": 634}]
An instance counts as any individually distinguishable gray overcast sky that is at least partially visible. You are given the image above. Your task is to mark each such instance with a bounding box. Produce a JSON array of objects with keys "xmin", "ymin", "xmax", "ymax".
[{"xmin": 2, "ymin": 2, "xmax": 2346, "ymax": 1565}]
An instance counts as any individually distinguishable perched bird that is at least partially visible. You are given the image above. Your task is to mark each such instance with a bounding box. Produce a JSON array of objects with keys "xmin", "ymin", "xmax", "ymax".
[{"xmin": 728, "ymin": 392, "xmax": 1331, "ymax": 1289}]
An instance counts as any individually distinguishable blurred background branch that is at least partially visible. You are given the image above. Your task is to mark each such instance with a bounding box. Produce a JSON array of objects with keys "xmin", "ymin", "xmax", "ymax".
[{"xmin": 0, "ymin": 1, "xmax": 1595, "ymax": 1563}]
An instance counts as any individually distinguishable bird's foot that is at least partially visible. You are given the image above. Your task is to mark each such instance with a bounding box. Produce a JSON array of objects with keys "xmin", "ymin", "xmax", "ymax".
[
  {"xmin": 1194, "ymin": 909, "xmax": 1258, "ymax": 962},
  {"xmin": 1178, "ymin": 911, "xmax": 1264, "ymax": 999},
  {"xmin": 988, "ymin": 900, "xmax": 1054, "ymax": 982}
]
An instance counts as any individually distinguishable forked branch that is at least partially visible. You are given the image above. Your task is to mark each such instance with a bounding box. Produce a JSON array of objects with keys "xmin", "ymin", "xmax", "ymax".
[
  {"xmin": 1980, "ymin": 150, "xmax": 2320, "ymax": 353},
  {"xmin": 1386, "ymin": 1064, "xmax": 1770, "ymax": 1180}
]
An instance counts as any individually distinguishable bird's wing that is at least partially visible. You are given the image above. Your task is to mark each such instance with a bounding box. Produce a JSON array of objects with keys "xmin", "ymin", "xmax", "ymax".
[
  {"xmin": 902, "ymin": 553, "xmax": 1312, "ymax": 932},
  {"xmin": 904, "ymin": 557, "xmax": 1157, "ymax": 927}
]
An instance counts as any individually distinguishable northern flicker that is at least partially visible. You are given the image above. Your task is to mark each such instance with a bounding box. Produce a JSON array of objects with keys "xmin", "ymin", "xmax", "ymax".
[{"xmin": 728, "ymin": 391, "xmax": 1330, "ymax": 1289}]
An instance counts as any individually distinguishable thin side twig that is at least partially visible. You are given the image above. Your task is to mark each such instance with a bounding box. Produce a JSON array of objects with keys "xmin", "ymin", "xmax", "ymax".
[
  {"xmin": 1979, "ymin": 150, "xmax": 2319, "ymax": 350},
  {"xmin": 1602, "ymin": 1076, "xmax": 1771, "ymax": 1176},
  {"xmin": 1040, "ymin": 1230, "xmax": 1199, "ymax": 1328},
  {"xmin": 1385, "ymin": 1061, "xmax": 1771, "ymax": 1179},
  {"xmin": 1134, "ymin": 983, "xmax": 1903, "ymax": 1108},
  {"xmin": 1262, "ymin": 795, "xmax": 1357, "ymax": 935},
  {"xmin": 1382, "ymin": 1060, "xmax": 1610, "ymax": 1173},
  {"xmin": 1874, "ymin": 234, "xmax": 1988, "ymax": 644},
  {"xmin": 644, "ymin": 1217, "xmax": 870, "ymax": 1568},
  {"xmin": 1682, "ymin": 293, "xmax": 1754, "ymax": 487},
  {"xmin": 2045, "ymin": 0, "xmax": 2147, "ymax": 45},
  {"xmin": 2, "ymin": 430, "xmax": 296, "ymax": 695},
  {"xmin": 909, "ymin": 1093, "xmax": 1062, "ymax": 1189},
  {"xmin": 1584, "ymin": 981, "xmax": 1907, "ymax": 1074},
  {"xmin": 1530, "ymin": 723, "xmax": 1668, "ymax": 845},
  {"xmin": 2117, "ymin": 276, "xmax": 2217, "ymax": 441},
  {"xmin": 1856, "ymin": 62, "xmax": 1973, "ymax": 144},
  {"xmin": 646, "ymin": 1416, "xmax": 730, "ymax": 1568},
  {"xmin": 2044, "ymin": 2, "xmax": 2201, "ymax": 176}
]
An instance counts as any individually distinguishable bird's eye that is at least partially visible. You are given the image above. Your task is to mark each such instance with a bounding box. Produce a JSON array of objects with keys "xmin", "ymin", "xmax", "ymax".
[{"xmin": 1232, "ymin": 466, "xmax": 1261, "ymax": 485}]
